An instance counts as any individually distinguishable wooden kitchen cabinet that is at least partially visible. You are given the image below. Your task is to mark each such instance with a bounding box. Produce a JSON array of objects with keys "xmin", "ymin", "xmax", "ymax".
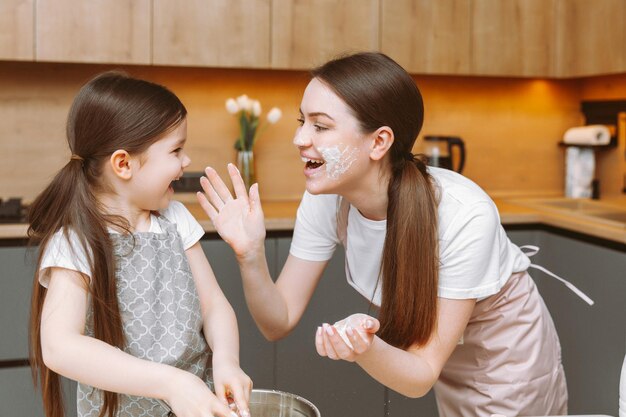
[
  {"xmin": 35, "ymin": 0, "xmax": 151, "ymax": 64},
  {"xmin": 271, "ymin": 0, "xmax": 380, "ymax": 70},
  {"xmin": 381, "ymin": 0, "xmax": 471, "ymax": 75},
  {"xmin": 470, "ymin": 0, "xmax": 556, "ymax": 77},
  {"xmin": 153, "ymin": 0, "xmax": 271, "ymax": 68},
  {"xmin": 555, "ymin": 0, "xmax": 626, "ymax": 77},
  {"xmin": 0, "ymin": 0, "xmax": 34, "ymax": 61}
]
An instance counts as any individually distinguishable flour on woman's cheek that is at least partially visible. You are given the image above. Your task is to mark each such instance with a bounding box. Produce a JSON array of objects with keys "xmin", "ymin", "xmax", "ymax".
[{"xmin": 318, "ymin": 145, "xmax": 359, "ymax": 180}]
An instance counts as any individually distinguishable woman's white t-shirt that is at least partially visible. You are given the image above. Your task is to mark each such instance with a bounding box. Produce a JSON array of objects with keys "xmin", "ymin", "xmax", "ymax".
[
  {"xmin": 290, "ymin": 167, "xmax": 530, "ymax": 305},
  {"xmin": 38, "ymin": 200, "xmax": 205, "ymax": 287}
]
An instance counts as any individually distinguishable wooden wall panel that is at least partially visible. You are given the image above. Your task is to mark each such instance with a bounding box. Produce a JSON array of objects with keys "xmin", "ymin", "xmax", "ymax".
[
  {"xmin": 381, "ymin": 0, "xmax": 470, "ymax": 75},
  {"xmin": 413, "ymin": 76, "xmax": 582, "ymax": 197},
  {"xmin": 153, "ymin": 0, "xmax": 270, "ymax": 68},
  {"xmin": 0, "ymin": 62, "xmax": 584, "ymax": 203},
  {"xmin": 271, "ymin": 0, "xmax": 380, "ymax": 70},
  {"xmin": 36, "ymin": 0, "xmax": 151, "ymax": 64},
  {"xmin": 0, "ymin": 0, "xmax": 34, "ymax": 61}
]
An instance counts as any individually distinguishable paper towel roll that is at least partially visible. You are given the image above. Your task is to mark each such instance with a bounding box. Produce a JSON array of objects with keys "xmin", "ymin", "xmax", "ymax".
[
  {"xmin": 563, "ymin": 125, "xmax": 610, "ymax": 145},
  {"xmin": 565, "ymin": 147, "xmax": 595, "ymax": 198}
]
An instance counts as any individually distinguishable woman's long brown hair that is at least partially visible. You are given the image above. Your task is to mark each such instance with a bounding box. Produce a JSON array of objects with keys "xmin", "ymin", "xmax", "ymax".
[
  {"xmin": 28, "ymin": 72, "xmax": 187, "ymax": 417},
  {"xmin": 312, "ymin": 52, "xmax": 438, "ymax": 350}
]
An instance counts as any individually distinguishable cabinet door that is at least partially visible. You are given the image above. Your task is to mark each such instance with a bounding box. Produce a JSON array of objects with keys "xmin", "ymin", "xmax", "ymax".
[
  {"xmin": 470, "ymin": 0, "xmax": 555, "ymax": 77},
  {"xmin": 0, "ymin": 0, "xmax": 34, "ymax": 61},
  {"xmin": 528, "ymin": 231, "xmax": 626, "ymax": 416},
  {"xmin": 381, "ymin": 0, "xmax": 470, "ymax": 75},
  {"xmin": 153, "ymin": 0, "xmax": 270, "ymax": 68},
  {"xmin": 274, "ymin": 238, "xmax": 385, "ymax": 417},
  {"xmin": 0, "ymin": 367, "xmax": 44, "ymax": 416},
  {"xmin": 271, "ymin": 0, "xmax": 380, "ymax": 70},
  {"xmin": 555, "ymin": 0, "xmax": 626, "ymax": 77},
  {"xmin": 35, "ymin": 0, "xmax": 151, "ymax": 64},
  {"xmin": 201, "ymin": 239, "xmax": 276, "ymax": 389},
  {"xmin": 0, "ymin": 246, "xmax": 36, "ymax": 360}
]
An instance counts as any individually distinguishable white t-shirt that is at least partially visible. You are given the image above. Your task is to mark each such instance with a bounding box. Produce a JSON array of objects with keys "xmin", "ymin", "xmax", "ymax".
[
  {"xmin": 39, "ymin": 200, "xmax": 205, "ymax": 287},
  {"xmin": 290, "ymin": 167, "xmax": 530, "ymax": 305}
]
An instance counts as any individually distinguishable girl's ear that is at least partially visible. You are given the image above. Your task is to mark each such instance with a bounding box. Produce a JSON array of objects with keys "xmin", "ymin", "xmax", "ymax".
[
  {"xmin": 109, "ymin": 150, "xmax": 133, "ymax": 180},
  {"xmin": 369, "ymin": 126, "xmax": 394, "ymax": 161}
]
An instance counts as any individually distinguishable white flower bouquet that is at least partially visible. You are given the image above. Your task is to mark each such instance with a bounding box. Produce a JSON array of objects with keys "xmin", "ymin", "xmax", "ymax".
[{"xmin": 225, "ymin": 94, "xmax": 282, "ymax": 151}]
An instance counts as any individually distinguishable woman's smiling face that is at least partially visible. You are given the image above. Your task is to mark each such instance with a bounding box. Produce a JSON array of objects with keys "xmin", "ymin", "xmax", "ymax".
[{"xmin": 294, "ymin": 78, "xmax": 372, "ymax": 195}]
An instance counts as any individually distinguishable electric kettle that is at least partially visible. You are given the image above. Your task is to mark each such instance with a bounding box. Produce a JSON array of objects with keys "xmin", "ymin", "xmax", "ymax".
[{"xmin": 423, "ymin": 135, "xmax": 466, "ymax": 174}]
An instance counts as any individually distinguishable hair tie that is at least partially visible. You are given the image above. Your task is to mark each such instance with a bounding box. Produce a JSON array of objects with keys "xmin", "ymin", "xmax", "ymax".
[
  {"xmin": 70, "ymin": 154, "xmax": 84, "ymax": 162},
  {"xmin": 405, "ymin": 152, "xmax": 415, "ymax": 161}
]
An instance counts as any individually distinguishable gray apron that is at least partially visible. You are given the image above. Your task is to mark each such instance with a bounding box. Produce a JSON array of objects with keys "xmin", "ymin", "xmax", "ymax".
[{"xmin": 77, "ymin": 216, "xmax": 212, "ymax": 417}]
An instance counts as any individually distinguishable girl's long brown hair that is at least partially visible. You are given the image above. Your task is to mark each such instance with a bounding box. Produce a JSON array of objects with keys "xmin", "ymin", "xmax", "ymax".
[
  {"xmin": 28, "ymin": 72, "xmax": 187, "ymax": 417},
  {"xmin": 312, "ymin": 52, "xmax": 438, "ymax": 350}
]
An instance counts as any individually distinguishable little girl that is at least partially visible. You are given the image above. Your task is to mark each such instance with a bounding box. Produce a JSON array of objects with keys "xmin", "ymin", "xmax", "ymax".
[{"xmin": 28, "ymin": 72, "xmax": 251, "ymax": 417}]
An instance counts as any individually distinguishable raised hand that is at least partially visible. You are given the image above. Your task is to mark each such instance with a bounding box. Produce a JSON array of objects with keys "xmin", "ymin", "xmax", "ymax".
[
  {"xmin": 315, "ymin": 313, "xmax": 380, "ymax": 362},
  {"xmin": 197, "ymin": 164, "xmax": 266, "ymax": 259}
]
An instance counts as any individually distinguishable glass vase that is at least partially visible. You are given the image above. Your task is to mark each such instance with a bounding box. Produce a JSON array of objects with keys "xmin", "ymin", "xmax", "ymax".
[{"xmin": 237, "ymin": 149, "xmax": 256, "ymax": 190}]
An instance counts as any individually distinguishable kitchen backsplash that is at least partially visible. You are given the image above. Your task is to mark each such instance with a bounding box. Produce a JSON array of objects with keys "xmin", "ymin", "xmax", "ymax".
[{"xmin": 2, "ymin": 60, "xmax": 619, "ymax": 202}]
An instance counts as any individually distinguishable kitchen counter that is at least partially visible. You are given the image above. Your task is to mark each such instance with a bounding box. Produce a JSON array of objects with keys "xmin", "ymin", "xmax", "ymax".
[{"xmin": 2, "ymin": 195, "xmax": 626, "ymax": 245}]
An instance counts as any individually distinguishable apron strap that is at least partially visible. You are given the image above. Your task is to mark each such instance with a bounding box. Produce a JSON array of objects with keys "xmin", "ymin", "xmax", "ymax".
[{"xmin": 520, "ymin": 245, "xmax": 595, "ymax": 306}]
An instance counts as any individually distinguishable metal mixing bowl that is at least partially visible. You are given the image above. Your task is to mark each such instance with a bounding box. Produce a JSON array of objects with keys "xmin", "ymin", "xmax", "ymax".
[{"xmin": 248, "ymin": 389, "xmax": 320, "ymax": 417}]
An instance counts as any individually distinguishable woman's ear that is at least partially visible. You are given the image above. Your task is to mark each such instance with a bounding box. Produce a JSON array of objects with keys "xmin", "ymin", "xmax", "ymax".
[
  {"xmin": 109, "ymin": 150, "xmax": 133, "ymax": 180},
  {"xmin": 369, "ymin": 126, "xmax": 394, "ymax": 161}
]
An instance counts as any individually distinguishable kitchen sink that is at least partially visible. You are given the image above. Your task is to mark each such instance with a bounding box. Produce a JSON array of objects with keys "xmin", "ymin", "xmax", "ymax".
[
  {"xmin": 538, "ymin": 199, "xmax": 608, "ymax": 212},
  {"xmin": 512, "ymin": 198, "xmax": 626, "ymax": 228},
  {"xmin": 586, "ymin": 211, "xmax": 626, "ymax": 224}
]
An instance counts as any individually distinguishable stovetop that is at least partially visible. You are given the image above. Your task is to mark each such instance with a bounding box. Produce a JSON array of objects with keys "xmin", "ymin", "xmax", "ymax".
[{"xmin": 0, "ymin": 198, "xmax": 29, "ymax": 224}]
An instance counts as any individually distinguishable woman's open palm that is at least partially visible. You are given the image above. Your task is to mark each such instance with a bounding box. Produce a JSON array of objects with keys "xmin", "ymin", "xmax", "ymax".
[{"xmin": 197, "ymin": 164, "xmax": 266, "ymax": 258}]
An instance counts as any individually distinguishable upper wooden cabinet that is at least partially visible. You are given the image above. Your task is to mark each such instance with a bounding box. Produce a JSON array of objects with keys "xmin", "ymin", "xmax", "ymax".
[
  {"xmin": 271, "ymin": 0, "xmax": 380, "ymax": 70},
  {"xmin": 555, "ymin": 0, "xmax": 626, "ymax": 77},
  {"xmin": 0, "ymin": 0, "xmax": 34, "ymax": 61},
  {"xmin": 35, "ymin": 0, "xmax": 151, "ymax": 64},
  {"xmin": 153, "ymin": 0, "xmax": 270, "ymax": 68},
  {"xmin": 470, "ymin": 0, "xmax": 556, "ymax": 77},
  {"xmin": 381, "ymin": 0, "xmax": 470, "ymax": 75},
  {"xmin": 3, "ymin": 0, "xmax": 624, "ymax": 77}
]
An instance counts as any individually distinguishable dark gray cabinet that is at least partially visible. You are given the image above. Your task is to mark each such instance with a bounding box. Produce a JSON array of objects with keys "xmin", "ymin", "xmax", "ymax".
[
  {"xmin": 508, "ymin": 229, "xmax": 626, "ymax": 417},
  {"xmin": 274, "ymin": 237, "xmax": 386, "ymax": 417},
  {"xmin": 2, "ymin": 226, "xmax": 624, "ymax": 417},
  {"xmin": 0, "ymin": 246, "xmax": 43, "ymax": 417},
  {"xmin": 0, "ymin": 245, "xmax": 77, "ymax": 417},
  {"xmin": 200, "ymin": 239, "xmax": 277, "ymax": 389},
  {"xmin": 0, "ymin": 246, "xmax": 34, "ymax": 361}
]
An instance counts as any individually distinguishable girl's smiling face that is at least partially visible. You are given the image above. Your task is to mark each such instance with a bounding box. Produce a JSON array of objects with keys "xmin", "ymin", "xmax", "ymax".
[
  {"xmin": 129, "ymin": 119, "xmax": 191, "ymax": 211},
  {"xmin": 294, "ymin": 78, "xmax": 372, "ymax": 195}
]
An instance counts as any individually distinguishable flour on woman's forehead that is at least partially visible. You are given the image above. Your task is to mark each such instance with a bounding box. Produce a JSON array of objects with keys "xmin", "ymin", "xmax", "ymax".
[{"xmin": 318, "ymin": 144, "xmax": 359, "ymax": 180}]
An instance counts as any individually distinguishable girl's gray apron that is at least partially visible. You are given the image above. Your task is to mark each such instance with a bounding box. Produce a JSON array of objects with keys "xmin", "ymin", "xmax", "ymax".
[
  {"xmin": 77, "ymin": 216, "xmax": 211, "ymax": 417},
  {"xmin": 336, "ymin": 198, "xmax": 583, "ymax": 417}
]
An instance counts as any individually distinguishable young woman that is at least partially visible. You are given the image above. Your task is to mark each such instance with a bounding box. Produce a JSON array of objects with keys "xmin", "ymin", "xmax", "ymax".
[
  {"xmin": 29, "ymin": 72, "xmax": 250, "ymax": 417},
  {"xmin": 197, "ymin": 52, "xmax": 567, "ymax": 416}
]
